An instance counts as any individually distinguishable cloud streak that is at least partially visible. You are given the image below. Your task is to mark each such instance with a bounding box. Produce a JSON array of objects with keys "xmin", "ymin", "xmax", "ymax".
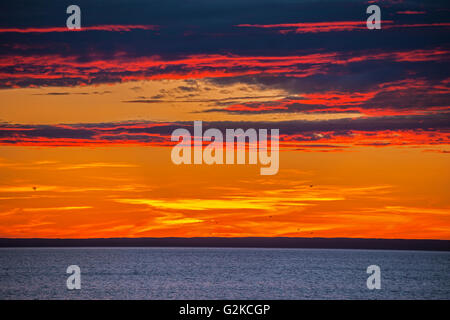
[
  {"xmin": 0, "ymin": 25, "xmax": 158, "ymax": 33},
  {"xmin": 1, "ymin": 49, "xmax": 448, "ymax": 88},
  {"xmin": 236, "ymin": 21, "xmax": 450, "ymax": 34},
  {"xmin": 0, "ymin": 115, "xmax": 448, "ymax": 149}
]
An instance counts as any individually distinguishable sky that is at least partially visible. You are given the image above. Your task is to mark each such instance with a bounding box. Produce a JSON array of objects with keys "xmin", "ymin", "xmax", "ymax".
[{"xmin": 0, "ymin": 0, "xmax": 449, "ymax": 239}]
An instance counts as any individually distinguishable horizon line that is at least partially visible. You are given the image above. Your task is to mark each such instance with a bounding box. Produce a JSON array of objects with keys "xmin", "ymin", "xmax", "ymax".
[{"xmin": 1, "ymin": 237, "xmax": 449, "ymax": 251}]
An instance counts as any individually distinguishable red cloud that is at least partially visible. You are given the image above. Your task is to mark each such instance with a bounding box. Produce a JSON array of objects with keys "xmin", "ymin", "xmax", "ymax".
[
  {"xmin": 237, "ymin": 21, "xmax": 393, "ymax": 33},
  {"xmin": 0, "ymin": 118, "xmax": 448, "ymax": 151},
  {"xmin": 1, "ymin": 48, "xmax": 448, "ymax": 88},
  {"xmin": 218, "ymin": 78, "xmax": 450, "ymax": 116},
  {"xmin": 397, "ymin": 11, "xmax": 426, "ymax": 15},
  {"xmin": 236, "ymin": 21, "xmax": 450, "ymax": 34},
  {"xmin": 0, "ymin": 25, "xmax": 158, "ymax": 33}
]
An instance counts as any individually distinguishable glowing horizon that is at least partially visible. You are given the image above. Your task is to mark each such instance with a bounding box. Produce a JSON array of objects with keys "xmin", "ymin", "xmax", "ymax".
[{"xmin": 0, "ymin": 0, "xmax": 449, "ymax": 240}]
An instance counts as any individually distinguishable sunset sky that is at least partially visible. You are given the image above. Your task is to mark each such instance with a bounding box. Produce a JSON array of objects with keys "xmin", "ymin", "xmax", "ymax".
[{"xmin": 0, "ymin": 0, "xmax": 449, "ymax": 239}]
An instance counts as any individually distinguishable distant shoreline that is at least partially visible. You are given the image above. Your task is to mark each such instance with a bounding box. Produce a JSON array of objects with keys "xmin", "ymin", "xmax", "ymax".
[{"xmin": 0, "ymin": 237, "xmax": 449, "ymax": 251}]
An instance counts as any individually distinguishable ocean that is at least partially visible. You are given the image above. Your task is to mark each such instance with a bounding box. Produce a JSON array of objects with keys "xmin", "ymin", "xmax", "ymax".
[{"xmin": 0, "ymin": 247, "xmax": 448, "ymax": 299}]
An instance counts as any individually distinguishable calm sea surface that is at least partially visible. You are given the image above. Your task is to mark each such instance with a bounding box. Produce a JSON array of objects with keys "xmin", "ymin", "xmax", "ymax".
[{"xmin": 0, "ymin": 247, "xmax": 448, "ymax": 299}]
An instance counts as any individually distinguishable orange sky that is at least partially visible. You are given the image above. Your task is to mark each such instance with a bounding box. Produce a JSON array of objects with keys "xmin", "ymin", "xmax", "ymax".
[
  {"xmin": 0, "ymin": 133, "xmax": 448, "ymax": 239},
  {"xmin": 0, "ymin": 10, "xmax": 449, "ymax": 240}
]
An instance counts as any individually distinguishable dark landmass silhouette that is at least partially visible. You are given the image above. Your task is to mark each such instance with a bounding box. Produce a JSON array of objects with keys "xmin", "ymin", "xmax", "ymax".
[{"xmin": 0, "ymin": 237, "xmax": 449, "ymax": 251}]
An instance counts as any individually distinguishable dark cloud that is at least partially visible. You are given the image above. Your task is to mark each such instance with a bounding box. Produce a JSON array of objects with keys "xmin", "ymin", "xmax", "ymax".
[
  {"xmin": 0, "ymin": 0, "xmax": 448, "ymax": 142},
  {"xmin": 124, "ymin": 95, "xmax": 285, "ymax": 104},
  {"xmin": 0, "ymin": 0, "xmax": 449, "ymax": 89},
  {"xmin": 203, "ymin": 78, "xmax": 450, "ymax": 116},
  {"xmin": 0, "ymin": 113, "xmax": 448, "ymax": 146},
  {"xmin": 32, "ymin": 91, "xmax": 111, "ymax": 96}
]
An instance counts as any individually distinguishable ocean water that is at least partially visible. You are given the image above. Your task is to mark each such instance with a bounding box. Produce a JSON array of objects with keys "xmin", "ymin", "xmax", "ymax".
[{"xmin": 0, "ymin": 247, "xmax": 448, "ymax": 299}]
